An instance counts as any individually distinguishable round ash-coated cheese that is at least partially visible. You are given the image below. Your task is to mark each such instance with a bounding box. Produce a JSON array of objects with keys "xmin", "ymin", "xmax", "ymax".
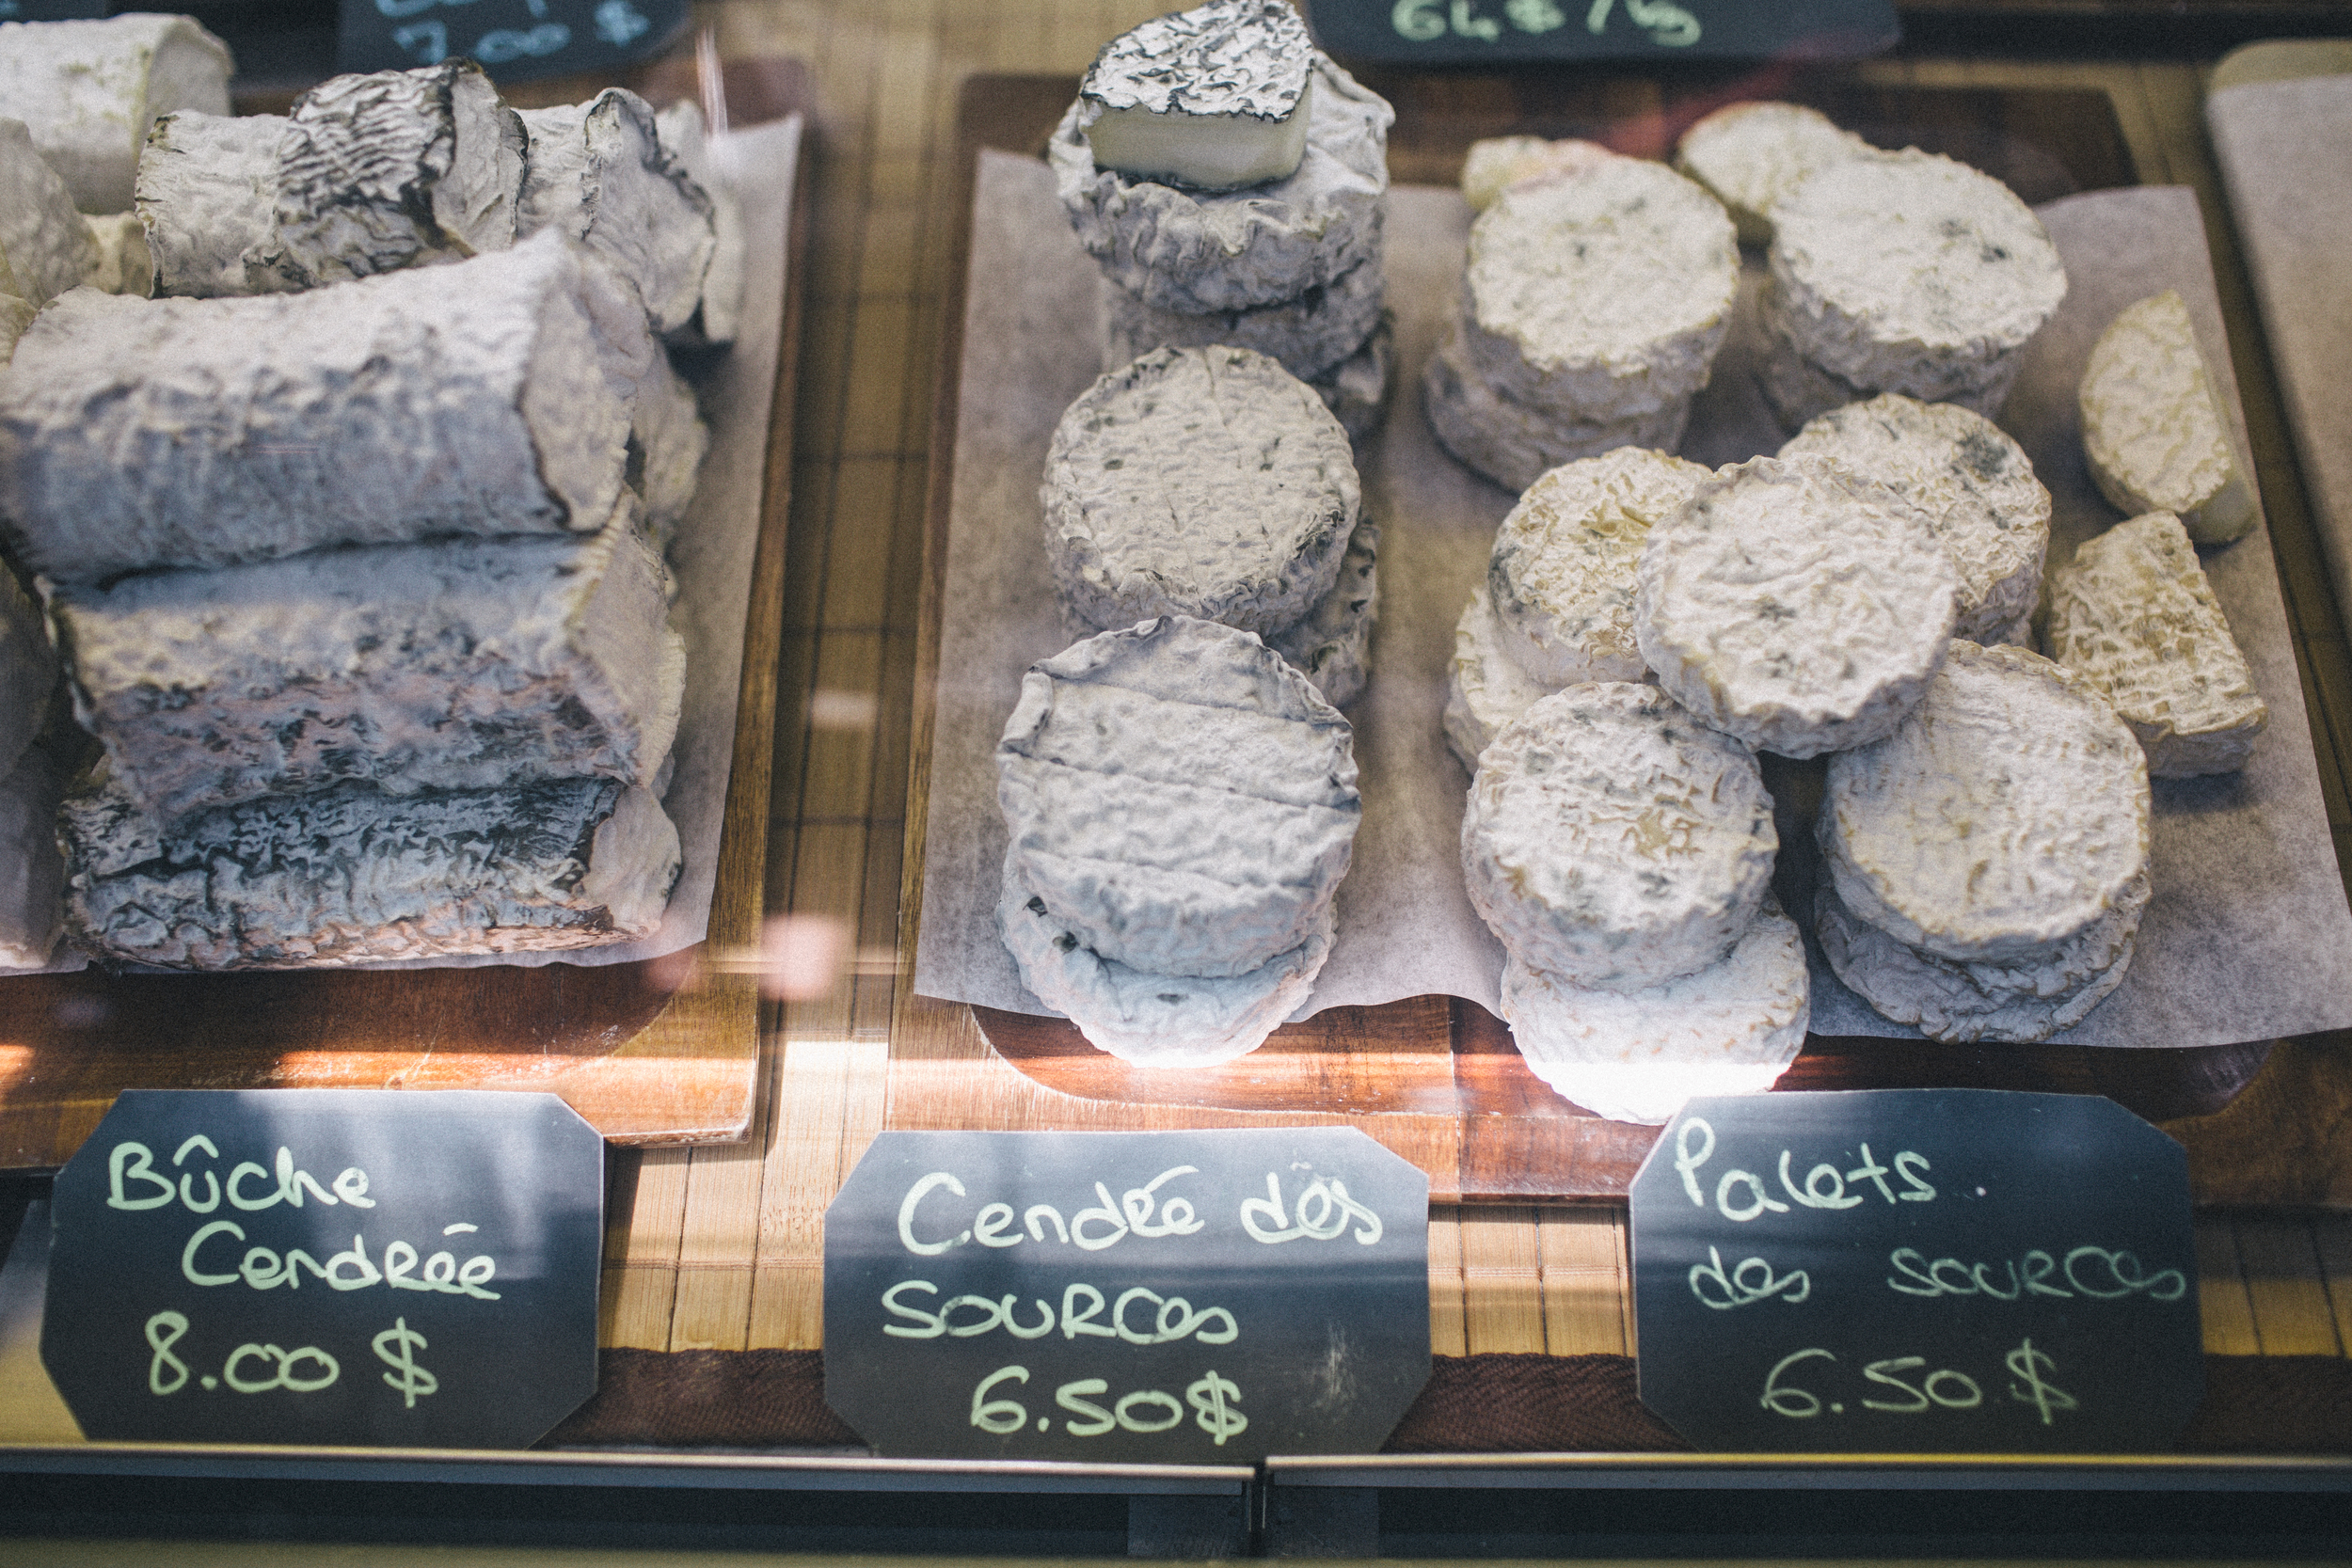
[
  {"xmin": 1502, "ymin": 900, "xmax": 1809, "ymax": 1124},
  {"xmin": 1769, "ymin": 150, "xmax": 2065, "ymax": 408},
  {"xmin": 997, "ymin": 856, "xmax": 1328, "ymax": 1066},
  {"xmin": 1051, "ymin": 53, "xmax": 1391, "ymax": 314},
  {"xmin": 996, "ymin": 616, "xmax": 1359, "ymax": 979},
  {"xmin": 1635, "ymin": 453, "xmax": 1960, "ymax": 758},
  {"xmin": 1442, "ymin": 584, "xmax": 1559, "ymax": 774},
  {"xmin": 1422, "ymin": 330, "xmax": 1690, "ymax": 494},
  {"xmin": 1489, "ymin": 447, "xmax": 1712, "ymax": 688},
  {"xmin": 1267, "ymin": 515, "xmax": 1377, "ymax": 707},
  {"xmin": 1778, "ymin": 393, "xmax": 2049, "ymax": 642},
  {"xmin": 2078, "ymin": 290, "xmax": 2257, "ymax": 545},
  {"xmin": 1816, "ymin": 868, "xmax": 2144, "ymax": 1044},
  {"xmin": 1461, "ymin": 683, "xmax": 1777, "ymax": 991},
  {"xmin": 1820, "ymin": 639, "xmax": 2151, "ymax": 963},
  {"xmin": 1673, "ymin": 101, "xmax": 1874, "ymax": 245},
  {"xmin": 1042, "ymin": 345, "xmax": 1358, "ymax": 637},
  {"xmin": 1098, "ymin": 251, "xmax": 1383, "ymax": 383},
  {"xmin": 1455, "ymin": 157, "xmax": 1738, "ymax": 422}
]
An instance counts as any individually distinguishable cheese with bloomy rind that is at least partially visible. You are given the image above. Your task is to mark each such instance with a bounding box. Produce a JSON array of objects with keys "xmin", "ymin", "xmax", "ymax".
[
  {"xmin": 0, "ymin": 292, "xmax": 28, "ymax": 361},
  {"xmin": 653, "ymin": 100, "xmax": 744, "ymax": 343},
  {"xmin": 1489, "ymin": 447, "xmax": 1711, "ymax": 688},
  {"xmin": 1041, "ymin": 345, "xmax": 1358, "ymax": 636},
  {"xmin": 633, "ymin": 354, "xmax": 707, "ymax": 544},
  {"xmin": 1077, "ymin": 0, "xmax": 1313, "ymax": 192},
  {"xmin": 2043, "ymin": 509, "xmax": 2267, "ymax": 776},
  {"xmin": 997, "ymin": 857, "xmax": 1328, "ymax": 1066},
  {"xmin": 268, "ymin": 61, "xmax": 525, "ymax": 290},
  {"xmin": 2079, "ymin": 290, "xmax": 2257, "ymax": 544},
  {"xmin": 1636, "ymin": 453, "xmax": 1959, "ymax": 758},
  {"xmin": 0, "ymin": 742, "xmax": 63, "ymax": 971},
  {"xmin": 1, "ymin": 557, "xmax": 56, "ymax": 782},
  {"xmin": 61, "ymin": 768, "xmax": 682, "ymax": 971},
  {"xmin": 1442, "ymin": 584, "xmax": 1558, "ymax": 773},
  {"xmin": 135, "ymin": 109, "xmax": 287, "ymax": 298},
  {"xmin": 1753, "ymin": 298, "xmax": 1875, "ymax": 430},
  {"xmin": 79, "ymin": 210, "xmax": 149, "ymax": 294},
  {"xmin": 1768, "ymin": 150, "xmax": 2065, "ymax": 411},
  {"xmin": 1311, "ymin": 309, "xmax": 1391, "ymax": 442},
  {"xmin": 1779, "ymin": 393, "xmax": 2050, "ymax": 642},
  {"xmin": 1816, "ymin": 867, "xmax": 2144, "ymax": 1043},
  {"xmin": 1459, "ymin": 135, "xmax": 1615, "ymax": 213},
  {"xmin": 50, "ymin": 497, "xmax": 684, "ymax": 823},
  {"xmin": 1267, "ymin": 515, "xmax": 1377, "ymax": 707},
  {"xmin": 1462, "ymin": 683, "xmax": 1777, "ymax": 991},
  {"xmin": 1051, "ymin": 53, "xmax": 1391, "ymax": 314},
  {"xmin": 1673, "ymin": 101, "xmax": 1872, "ymax": 245},
  {"xmin": 1502, "ymin": 900, "xmax": 1808, "ymax": 1124},
  {"xmin": 997, "ymin": 616, "xmax": 1359, "ymax": 979},
  {"xmin": 1099, "ymin": 252, "xmax": 1382, "ymax": 383},
  {"xmin": 1820, "ymin": 639, "xmax": 2151, "ymax": 963},
  {"xmin": 519, "ymin": 88, "xmax": 715, "ymax": 335},
  {"xmin": 0, "ymin": 230, "xmax": 658, "ymax": 581},
  {"xmin": 0, "ymin": 118, "xmax": 96, "ymax": 306},
  {"xmin": 0, "ymin": 14, "xmax": 232, "ymax": 214},
  {"xmin": 1422, "ymin": 330, "xmax": 1690, "ymax": 494}
]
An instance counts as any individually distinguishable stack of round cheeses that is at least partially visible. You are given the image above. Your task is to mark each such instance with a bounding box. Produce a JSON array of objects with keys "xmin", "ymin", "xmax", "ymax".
[{"xmin": 1049, "ymin": 0, "xmax": 1395, "ymax": 439}]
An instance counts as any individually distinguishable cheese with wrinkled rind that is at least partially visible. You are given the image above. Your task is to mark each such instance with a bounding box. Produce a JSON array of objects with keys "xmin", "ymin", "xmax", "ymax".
[
  {"xmin": 1673, "ymin": 102, "xmax": 1872, "ymax": 245},
  {"xmin": 1422, "ymin": 329, "xmax": 1689, "ymax": 494},
  {"xmin": 1267, "ymin": 515, "xmax": 1377, "ymax": 707},
  {"xmin": 1098, "ymin": 252, "xmax": 1382, "ymax": 383},
  {"xmin": 1442, "ymin": 584, "xmax": 1560, "ymax": 775},
  {"xmin": 1460, "ymin": 135, "xmax": 1615, "ymax": 213},
  {"xmin": 519, "ymin": 88, "xmax": 716, "ymax": 334},
  {"xmin": 0, "ymin": 14, "xmax": 232, "ymax": 214},
  {"xmin": 135, "ymin": 109, "xmax": 287, "ymax": 298},
  {"xmin": 0, "ymin": 117, "xmax": 96, "ymax": 305},
  {"xmin": 2078, "ymin": 289, "xmax": 2257, "ymax": 544},
  {"xmin": 1077, "ymin": 0, "xmax": 1313, "ymax": 192}
]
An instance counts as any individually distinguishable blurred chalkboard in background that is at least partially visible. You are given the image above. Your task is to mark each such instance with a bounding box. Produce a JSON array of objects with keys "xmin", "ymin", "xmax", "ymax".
[
  {"xmin": 1305, "ymin": 0, "xmax": 1900, "ymax": 64},
  {"xmin": 337, "ymin": 0, "xmax": 688, "ymax": 83}
]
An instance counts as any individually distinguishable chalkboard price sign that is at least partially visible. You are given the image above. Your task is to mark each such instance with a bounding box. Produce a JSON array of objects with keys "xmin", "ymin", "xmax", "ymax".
[
  {"xmin": 42, "ymin": 1089, "xmax": 603, "ymax": 1449},
  {"xmin": 824, "ymin": 1129, "xmax": 1430, "ymax": 1464},
  {"xmin": 1303, "ymin": 0, "xmax": 1898, "ymax": 65},
  {"xmin": 1630, "ymin": 1090, "xmax": 2203, "ymax": 1454},
  {"xmin": 338, "ymin": 0, "xmax": 690, "ymax": 84}
]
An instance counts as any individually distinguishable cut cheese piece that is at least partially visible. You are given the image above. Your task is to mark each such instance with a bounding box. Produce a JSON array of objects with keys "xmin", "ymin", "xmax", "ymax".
[
  {"xmin": 1099, "ymin": 252, "xmax": 1382, "ymax": 383},
  {"xmin": 1443, "ymin": 584, "xmax": 1558, "ymax": 774},
  {"xmin": 1636, "ymin": 453, "xmax": 1959, "ymax": 758},
  {"xmin": 2079, "ymin": 289, "xmax": 2257, "ymax": 544},
  {"xmin": 1267, "ymin": 515, "xmax": 1377, "ymax": 707},
  {"xmin": 1422, "ymin": 330, "xmax": 1690, "ymax": 494},
  {"xmin": 2043, "ymin": 509, "xmax": 2266, "ymax": 776},
  {"xmin": 1672, "ymin": 102, "xmax": 1872, "ymax": 245},
  {"xmin": 1820, "ymin": 640, "xmax": 2151, "ymax": 963},
  {"xmin": 0, "ymin": 117, "xmax": 97, "ymax": 305},
  {"xmin": 519, "ymin": 88, "xmax": 715, "ymax": 335},
  {"xmin": 1462, "ymin": 683, "xmax": 1776, "ymax": 991},
  {"xmin": 135, "ymin": 109, "xmax": 286, "ymax": 298},
  {"xmin": 996, "ymin": 616, "xmax": 1359, "ymax": 979},
  {"xmin": 1078, "ymin": 0, "xmax": 1313, "ymax": 192},
  {"xmin": 1459, "ymin": 135, "xmax": 1614, "ymax": 213},
  {"xmin": 1503, "ymin": 901, "xmax": 1809, "ymax": 1124},
  {"xmin": 51, "ymin": 498, "xmax": 683, "ymax": 822},
  {"xmin": 0, "ymin": 742, "xmax": 64, "ymax": 971},
  {"xmin": 62, "ymin": 768, "xmax": 681, "ymax": 970},
  {"xmin": 0, "ymin": 14, "xmax": 232, "ymax": 214},
  {"xmin": 0, "ymin": 229, "xmax": 658, "ymax": 581}
]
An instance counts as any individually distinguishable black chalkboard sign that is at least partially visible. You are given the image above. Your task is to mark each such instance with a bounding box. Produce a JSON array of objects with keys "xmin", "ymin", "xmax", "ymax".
[
  {"xmin": 337, "ymin": 0, "xmax": 689, "ymax": 84},
  {"xmin": 1630, "ymin": 1090, "xmax": 2202, "ymax": 1454},
  {"xmin": 42, "ymin": 1089, "xmax": 603, "ymax": 1449},
  {"xmin": 1304, "ymin": 0, "xmax": 1898, "ymax": 65},
  {"xmin": 0, "ymin": 1, "xmax": 107, "ymax": 18},
  {"xmin": 824, "ymin": 1129, "xmax": 1430, "ymax": 1464}
]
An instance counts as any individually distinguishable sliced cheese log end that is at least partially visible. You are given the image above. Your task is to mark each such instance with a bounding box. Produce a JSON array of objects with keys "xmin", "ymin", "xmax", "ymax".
[
  {"xmin": 520, "ymin": 88, "xmax": 715, "ymax": 334},
  {"xmin": 0, "ymin": 14, "xmax": 233, "ymax": 214},
  {"xmin": 2079, "ymin": 289, "xmax": 2258, "ymax": 545}
]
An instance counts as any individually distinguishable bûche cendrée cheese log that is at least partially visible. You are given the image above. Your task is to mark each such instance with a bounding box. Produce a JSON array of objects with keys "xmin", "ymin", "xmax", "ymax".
[
  {"xmin": 0, "ymin": 13, "xmax": 231, "ymax": 214},
  {"xmin": 518, "ymin": 88, "xmax": 715, "ymax": 336}
]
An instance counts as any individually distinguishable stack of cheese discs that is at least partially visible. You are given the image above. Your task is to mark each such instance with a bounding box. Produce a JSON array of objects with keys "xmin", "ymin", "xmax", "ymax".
[
  {"xmin": 1672, "ymin": 102, "xmax": 1871, "ymax": 245},
  {"xmin": 1050, "ymin": 0, "xmax": 1395, "ymax": 439}
]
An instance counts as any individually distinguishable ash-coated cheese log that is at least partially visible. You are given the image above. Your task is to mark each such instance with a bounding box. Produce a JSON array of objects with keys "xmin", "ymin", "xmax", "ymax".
[
  {"xmin": 50, "ymin": 496, "xmax": 684, "ymax": 823},
  {"xmin": 1820, "ymin": 640, "xmax": 2151, "ymax": 964},
  {"xmin": 1076, "ymin": 0, "xmax": 1315, "ymax": 193},
  {"xmin": 0, "ymin": 14, "xmax": 231, "ymax": 214},
  {"xmin": 1422, "ymin": 332, "xmax": 1690, "ymax": 494},
  {"xmin": 996, "ymin": 616, "xmax": 1359, "ymax": 980},
  {"xmin": 0, "ymin": 229, "xmax": 659, "ymax": 581},
  {"xmin": 1462, "ymin": 683, "xmax": 1777, "ymax": 992},
  {"xmin": 0, "ymin": 118, "xmax": 97, "ymax": 306},
  {"xmin": 0, "ymin": 558, "xmax": 55, "ymax": 782},
  {"xmin": 61, "ymin": 768, "xmax": 682, "ymax": 970},
  {"xmin": 0, "ymin": 742, "xmax": 64, "ymax": 970},
  {"xmin": 135, "ymin": 110, "xmax": 286, "ymax": 298},
  {"xmin": 518, "ymin": 89, "xmax": 714, "ymax": 336},
  {"xmin": 633, "ymin": 354, "xmax": 708, "ymax": 543},
  {"xmin": 1672, "ymin": 102, "xmax": 1872, "ymax": 245},
  {"xmin": 652, "ymin": 101, "xmax": 744, "ymax": 343},
  {"xmin": 2043, "ymin": 510, "xmax": 2267, "ymax": 776},
  {"xmin": 1098, "ymin": 253, "xmax": 1383, "ymax": 383},
  {"xmin": 1442, "ymin": 584, "xmax": 1555, "ymax": 773},
  {"xmin": 2078, "ymin": 290, "xmax": 2257, "ymax": 545},
  {"xmin": 1051, "ymin": 51, "xmax": 1391, "ymax": 314}
]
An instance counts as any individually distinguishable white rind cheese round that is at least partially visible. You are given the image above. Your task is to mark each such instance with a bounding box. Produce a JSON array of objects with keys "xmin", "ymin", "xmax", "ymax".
[
  {"xmin": 1673, "ymin": 101, "xmax": 1873, "ymax": 245},
  {"xmin": 1778, "ymin": 393, "xmax": 2049, "ymax": 642},
  {"xmin": 1267, "ymin": 515, "xmax": 1377, "ymax": 707},
  {"xmin": 0, "ymin": 117, "xmax": 97, "ymax": 307},
  {"xmin": 1422, "ymin": 330, "xmax": 1689, "ymax": 494},
  {"xmin": 997, "ymin": 857, "xmax": 1327, "ymax": 1066},
  {"xmin": 1502, "ymin": 900, "xmax": 1808, "ymax": 1123},
  {"xmin": 2078, "ymin": 290, "xmax": 2258, "ymax": 545},
  {"xmin": 1443, "ymin": 584, "xmax": 1558, "ymax": 774},
  {"xmin": 1075, "ymin": 0, "xmax": 1313, "ymax": 193},
  {"xmin": 1820, "ymin": 639, "xmax": 2152, "ymax": 963},
  {"xmin": 996, "ymin": 616, "xmax": 1359, "ymax": 979},
  {"xmin": 1768, "ymin": 150, "xmax": 2065, "ymax": 409},
  {"xmin": 1461, "ymin": 683, "xmax": 1776, "ymax": 991},
  {"xmin": 1099, "ymin": 254, "xmax": 1382, "ymax": 383},
  {"xmin": 1636, "ymin": 453, "xmax": 1959, "ymax": 758},
  {"xmin": 1489, "ymin": 447, "xmax": 1712, "ymax": 687},
  {"xmin": 2043, "ymin": 510, "xmax": 2267, "ymax": 776},
  {"xmin": 1754, "ymin": 301, "xmax": 1877, "ymax": 430},
  {"xmin": 1041, "ymin": 345, "xmax": 1358, "ymax": 636},
  {"xmin": 1816, "ymin": 869, "xmax": 2143, "ymax": 1043},
  {"xmin": 0, "ymin": 13, "xmax": 233, "ymax": 214},
  {"xmin": 1459, "ymin": 135, "xmax": 1615, "ymax": 213},
  {"xmin": 1051, "ymin": 53, "xmax": 1391, "ymax": 314}
]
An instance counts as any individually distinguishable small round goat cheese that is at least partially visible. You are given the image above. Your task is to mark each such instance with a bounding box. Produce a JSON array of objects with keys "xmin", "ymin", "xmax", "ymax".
[
  {"xmin": 1778, "ymin": 393, "xmax": 2049, "ymax": 643},
  {"xmin": 1422, "ymin": 331, "xmax": 1690, "ymax": 494},
  {"xmin": 1442, "ymin": 583, "xmax": 1557, "ymax": 773},
  {"xmin": 1098, "ymin": 252, "xmax": 1383, "ymax": 383},
  {"xmin": 1267, "ymin": 515, "xmax": 1378, "ymax": 707},
  {"xmin": 1820, "ymin": 640, "xmax": 2151, "ymax": 963},
  {"xmin": 996, "ymin": 616, "xmax": 1359, "ymax": 979},
  {"xmin": 2078, "ymin": 289, "xmax": 2258, "ymax": 544},
  {"xmin": 1635, "ymin": 453, "xmax": 1959, "ymax": 758},
  {"xmin": 1673, "ymin": 101, "xmax": 1872, "ymax": 245},
  {"xmin": 1462, "ymin": 683, "xmax": 1776, "ymax": 991},
  {"xmin": 1041, "ymin": 345, "xmax": 1358, "ymax": 637},
  {"xmin": 1502, "ymin": 901, "xmax": 1809, "ymax": 1124},
  {"xmin": 1459, "ymin": 135, "xmax": 1615, "ymax": 213}
]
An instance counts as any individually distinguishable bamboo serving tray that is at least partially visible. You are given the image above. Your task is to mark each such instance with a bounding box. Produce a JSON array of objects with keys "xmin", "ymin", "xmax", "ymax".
[{"xmin": 0, "ymin": 56, "xmax": 815, "ymax": 1170}]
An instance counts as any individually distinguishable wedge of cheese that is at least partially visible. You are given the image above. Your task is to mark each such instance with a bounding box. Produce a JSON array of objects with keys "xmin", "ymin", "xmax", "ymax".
[
  {"xmin": 519, "ymin": 89, "xmax": 714, "ymax": 335},
  {"xmin": 135, "ymin": 109, "xmax": 289, "ymax": 298},
  {"xmin": 2079, "ymin": 290, "xmax": 2258, "ymax": 545},
  {"xmin": 0, "ymin": 13, "xmax": 232, "ymax": 214},
  {"xmin": 1076, "ymin": 0, "xmax": 1314, "ymax": 192}
]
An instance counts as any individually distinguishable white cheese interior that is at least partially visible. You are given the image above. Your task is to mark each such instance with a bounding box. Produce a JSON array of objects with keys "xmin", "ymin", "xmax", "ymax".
[{"xmin": 1086, "ymin": 75, "xmax": 1311, "ymax": 192}]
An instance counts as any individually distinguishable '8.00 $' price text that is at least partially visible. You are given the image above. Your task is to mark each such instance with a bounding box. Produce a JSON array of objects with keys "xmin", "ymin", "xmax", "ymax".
[{"xmin": 146, "ymin": 1310, "xmax": 441, "ymax": 1409}]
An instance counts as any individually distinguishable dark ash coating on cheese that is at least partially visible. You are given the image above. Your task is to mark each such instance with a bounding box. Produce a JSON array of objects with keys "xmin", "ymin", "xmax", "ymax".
[
  {"xmin": 517, "ymin": 88, "xmax": 716, "ymax": 335},
  {"xmin": 1080, "ymin": 0, "xmax": 1310, "ymax": 122}
]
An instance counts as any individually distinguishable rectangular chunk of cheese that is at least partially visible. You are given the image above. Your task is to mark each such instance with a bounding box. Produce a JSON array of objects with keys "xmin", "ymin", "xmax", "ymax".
[
  {"xmin": 49, "ymin": 497, "xmax": 685, "ymax": 823},
  {"xmin": 518, "ymin": 89, "xmax": 713, "ymax": 334},
  {"xmin": 0, "ymin": 14, "xmax": 233, "ymax": 214},
  {"xmin": 61, "ymin": 768, "xmax": 682, "ymax": 970},
  {"xmin": 0, "ymin": 228, "xmax": 658, "ymax": 580},
  {"xmin": 135, "ymin": 109, "xmax": 288, "ymax": 298},
  {"xmin": 0, "ymin": 117, "xmax": 96, "ymax": 305}
]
